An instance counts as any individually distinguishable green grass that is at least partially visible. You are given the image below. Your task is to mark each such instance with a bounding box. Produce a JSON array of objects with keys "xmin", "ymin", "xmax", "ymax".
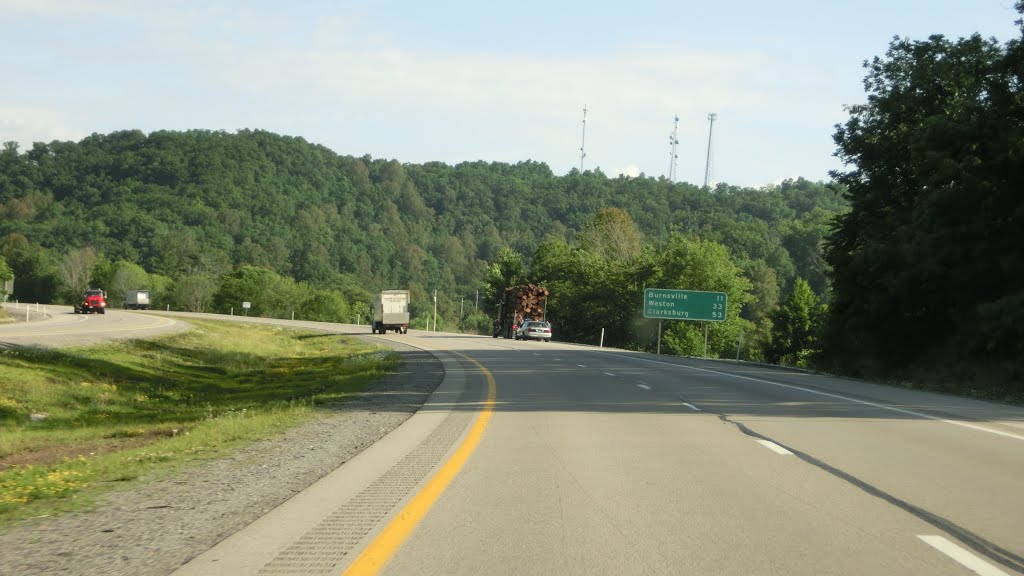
[{"xmin": 0, "ymin": 319, "xmax": 399, "ymax": 525}]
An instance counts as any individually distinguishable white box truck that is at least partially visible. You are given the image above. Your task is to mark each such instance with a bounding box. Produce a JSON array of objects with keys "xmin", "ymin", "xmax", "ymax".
[
  {"xmin": 372, "ymin": 290, "xmax": 410, "ymax": 334},
  {"xmin": 124, "ymin": 290, "xmax": 151, "ymax": 310}
]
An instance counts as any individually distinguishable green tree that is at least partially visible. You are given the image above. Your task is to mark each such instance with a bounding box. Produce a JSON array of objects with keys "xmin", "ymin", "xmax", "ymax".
[
  {"xmin": 575, "ymin": 207, "xmax": 644, "ymax": 264},
  {"xmin": 0, "ymin": 255, "xmax": 12, "ymax": 284},
  {"xmin": 213, "ymin": 266, "xmax": 277, "ymax": 316},
  {"xmin": 1, "ymin": 235, "xmax": 59, "ymax": 303},
  {"xmin": 826, "ymin": 11, "xmax": 1024, "ymax": 394},
  {"xmin": 172, "ymin": 274, "xmax": 217, "ymax": 312},
  {"xmin": 301, "ymin": 289, "xmax": 349, "ymax": 322},
  {"xmin": 768, "ymin": 278, "xmax": 825, "ymax": 365},
  {"xmin": 57, "ymin": 246, "xmax": 98, "ymax": 300},
  {"xmin": 654, "ymin": 235, "xmax": 754, "ymax": 358},
  {"xmin": 108, "ymin": 261, "xmax": 151, "ymax": 306},
  {"xmin": 482, "ymin": 247, "xmax": 526, "ymax": 308}
]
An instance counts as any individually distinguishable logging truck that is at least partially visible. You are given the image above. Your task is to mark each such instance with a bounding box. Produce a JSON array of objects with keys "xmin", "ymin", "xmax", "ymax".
[{"xmin": 495, "ymin": 284, "xmax": 548, "ymax": 339}]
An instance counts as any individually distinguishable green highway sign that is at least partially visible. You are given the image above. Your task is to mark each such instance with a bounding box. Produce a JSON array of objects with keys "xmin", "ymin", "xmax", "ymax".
[{"xmin": 643, "ymin": 288, "xmax": 727, "ymax": 321}]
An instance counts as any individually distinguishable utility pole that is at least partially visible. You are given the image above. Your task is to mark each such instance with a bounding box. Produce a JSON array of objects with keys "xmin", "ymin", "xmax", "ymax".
[
  {"xmin": 668, "ymin": 115, "xmax": 679, "ymax": 181},
  {"xmin": 703, "ymin": 113, "xmax": 717, "ymax": 189},
  {"xmin": 432, "ymin": 289, "xmax": 438, "ymax": 332},
  {"xmin": 579, "ymin": 105, "xmax": 588, "ymax": 172}
]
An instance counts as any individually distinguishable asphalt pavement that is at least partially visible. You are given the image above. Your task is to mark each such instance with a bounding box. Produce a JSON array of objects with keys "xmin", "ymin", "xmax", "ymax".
[
  {"xmin": 0, "ymin": 303, "xmax": 188, "ymax": 347},
  {"xmin": 5, "ymin": 309, "xmax": 1020, "ymax": 575},
  {"xmin": 175, "ymin": 326, "xmax": 1024, "ymax": 576}
]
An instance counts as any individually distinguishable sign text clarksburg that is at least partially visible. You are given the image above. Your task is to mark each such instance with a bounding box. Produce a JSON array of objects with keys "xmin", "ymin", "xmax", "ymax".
[{"xmin": 643, "ymin": 289, "xmax": 727, "ymax": 321}]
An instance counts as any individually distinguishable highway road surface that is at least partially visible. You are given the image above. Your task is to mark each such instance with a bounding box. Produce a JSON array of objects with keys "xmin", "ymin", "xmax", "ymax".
[
  {"xmin": 163, "ymin": 326, "xmax": 1024, "ymax": 576},
  {"xmin": 0, "ymin": 303, "xmax": 187, "ymax": 347}
]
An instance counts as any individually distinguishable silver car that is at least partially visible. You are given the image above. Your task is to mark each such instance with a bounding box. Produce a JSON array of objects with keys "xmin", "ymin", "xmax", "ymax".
[{"xmin": 515, "ymin": 320, "xmax": 552, "ymax": 341}]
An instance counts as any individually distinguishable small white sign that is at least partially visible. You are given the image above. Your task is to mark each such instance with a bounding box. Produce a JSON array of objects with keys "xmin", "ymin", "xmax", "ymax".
[{"xmin": 242, "ymin": 301, "xmax": 251, "ymax": 309}]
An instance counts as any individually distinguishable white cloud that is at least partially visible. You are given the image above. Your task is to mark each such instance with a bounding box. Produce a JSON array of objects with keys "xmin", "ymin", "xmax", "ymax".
[{"xmin": 0, "ymin": 105, "xmax": 78, "ymax": 146}]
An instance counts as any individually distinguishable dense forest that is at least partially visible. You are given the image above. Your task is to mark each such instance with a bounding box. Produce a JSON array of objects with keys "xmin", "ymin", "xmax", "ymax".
[
  {"xmin": 1, "ymin": 8, "xmax": 1022, "ymax": 400},
  {"xmin": 0, "ymin": 129, "xmax": 843, "ymax": 359}
]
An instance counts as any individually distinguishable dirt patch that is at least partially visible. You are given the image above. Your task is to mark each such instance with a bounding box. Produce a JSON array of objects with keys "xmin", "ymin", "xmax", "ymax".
[{"xmin": 0, "ymin": 430, "xmax": 179, "ymax": 470}]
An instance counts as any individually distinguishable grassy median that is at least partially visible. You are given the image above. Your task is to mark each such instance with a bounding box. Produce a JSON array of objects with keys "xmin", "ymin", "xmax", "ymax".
[{"xmin": 0, "ymin": 319, "xmax": 398, "ymax": 525}]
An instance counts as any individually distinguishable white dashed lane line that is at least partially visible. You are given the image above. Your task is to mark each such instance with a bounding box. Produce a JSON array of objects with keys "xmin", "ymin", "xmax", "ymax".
[
  {"xmin": 636, "ymin": 384, "xmax": 651, "ymax": 390},
  {"xmin": 756, "ymin": 439, "xmax": 793, "ymax": 455},
  {"xmin": 918, "ymin": 535, "xmax": 1010, "ymax": 576}
]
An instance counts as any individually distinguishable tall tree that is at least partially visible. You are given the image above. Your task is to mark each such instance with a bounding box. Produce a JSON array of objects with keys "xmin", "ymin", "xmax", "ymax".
[
  {"xmin": 173, "ymin": 274, "xmax": 217, "ymax": 313},
  {"xmin": 827, "ymin": 9, "xmax": 1024, "ymax": 394},
  {"xmin": 108, "ymin": 262, "xmax": 151, "ymax": 306},
  {"xmin": 654, "ymin": 235, "xmax": 754, "ymax": 358},
  {"xmin": 575, "ymin": 207, "xmax": 644, "ymax": 264},
  {"xmin": 767, "ymin": 278, "xmax": 825, "ymax": 365},
  {"xmin": 57, "ymin": 246, "xmax": 97, "ymax": 299}
]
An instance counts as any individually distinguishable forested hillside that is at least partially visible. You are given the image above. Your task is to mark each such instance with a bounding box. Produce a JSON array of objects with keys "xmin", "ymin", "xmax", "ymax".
[{"xmin": 0, "ymin": 129, "xmax": 842, "ymax": 356}]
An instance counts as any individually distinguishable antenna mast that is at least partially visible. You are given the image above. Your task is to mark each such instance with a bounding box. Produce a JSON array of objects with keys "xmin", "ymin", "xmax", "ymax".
[
  {"xmin": 703, "ymin": 112, "xmax": 717, "ymax": 189},
  {"xmin": 579, "ymin": 105, "xmax": 588, "ymax": 172},
  {"xmin": 668, "ymin": 115, "xmax": 680, "ymax": 181}
]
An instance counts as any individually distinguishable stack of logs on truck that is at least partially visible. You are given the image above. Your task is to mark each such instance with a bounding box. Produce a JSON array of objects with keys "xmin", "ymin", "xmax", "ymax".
[{"xmin": 496, "ymin": 284, "xmax": 549, "ymax": 339}]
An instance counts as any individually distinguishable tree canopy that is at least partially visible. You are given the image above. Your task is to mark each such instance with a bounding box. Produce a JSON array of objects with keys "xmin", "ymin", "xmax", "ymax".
[
  {"xmin": 0, "ymin": 128, "xmax": 845, "ymax": 363},
  {"xmin": 826, "ymin": 10, "xmax": 1024, "ymax": 397}
]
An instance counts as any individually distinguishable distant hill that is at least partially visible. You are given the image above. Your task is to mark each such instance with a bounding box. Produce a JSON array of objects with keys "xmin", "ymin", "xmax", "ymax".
[{"xmin": 0, "ymin": 129, "xmax": 845, "ymax": 300}]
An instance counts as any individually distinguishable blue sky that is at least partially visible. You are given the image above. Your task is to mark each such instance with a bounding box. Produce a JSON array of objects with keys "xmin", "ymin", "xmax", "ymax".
[{"xmin": 1, "ymin": 1, "xmax": 1020, "ymax": 187}]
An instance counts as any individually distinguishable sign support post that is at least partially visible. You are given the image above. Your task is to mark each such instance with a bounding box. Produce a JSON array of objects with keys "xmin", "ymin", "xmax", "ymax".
[{"xmin": 704, "ymin": 322, "xmax": 709, "ymax": 358}]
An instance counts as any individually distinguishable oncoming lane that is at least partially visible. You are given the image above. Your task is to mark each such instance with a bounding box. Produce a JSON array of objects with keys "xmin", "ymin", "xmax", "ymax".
[{"xmin": 0, "ymin": 304, "xmax": 187, "ymax": 347}]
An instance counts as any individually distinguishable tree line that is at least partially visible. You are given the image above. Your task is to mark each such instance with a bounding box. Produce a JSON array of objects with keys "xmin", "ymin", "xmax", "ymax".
[
  {"xmin": 1, "ymin": 4, "xmax": 1021, "ymax": 399},
  {"xmin": 0, "ymin": 129, "xmax": 842, "ymax": 344}
]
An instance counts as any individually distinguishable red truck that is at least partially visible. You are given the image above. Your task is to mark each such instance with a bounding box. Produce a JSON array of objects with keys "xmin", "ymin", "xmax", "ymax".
[{"xmin": 74, "ymin": 289, "xmax": 107, "ymax": 314}]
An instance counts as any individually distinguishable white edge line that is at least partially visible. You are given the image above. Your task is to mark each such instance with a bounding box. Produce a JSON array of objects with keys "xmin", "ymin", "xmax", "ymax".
[
  {"xmin": 918, "ymin": 535, "xmax": 1010, "ymax": 576},
  {"xmin": 602, "ymin": 353, "xmax": 1024, "ymax": 443},
  {"xmin": 636, "ymin": 384, "xmax": 651, "ymax": 390},
  {"xmin": 683, "ymin": 402, "xmax": 701, "ymax": 411}
]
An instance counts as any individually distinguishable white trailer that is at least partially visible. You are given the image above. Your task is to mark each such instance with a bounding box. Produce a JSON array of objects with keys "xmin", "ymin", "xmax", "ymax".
[
  {"xmin": 124, "ymin": 290, "xmax": 151, "ymax": 310},
  {"xmin": 372, "ymin": 290, "xmax": 410, "ymax": 334}
]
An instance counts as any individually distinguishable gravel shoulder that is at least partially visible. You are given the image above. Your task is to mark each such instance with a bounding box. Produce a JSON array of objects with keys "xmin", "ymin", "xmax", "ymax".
[{"xmin": 0, "ymin": 337, "xmax": 443, "ymax": 576}]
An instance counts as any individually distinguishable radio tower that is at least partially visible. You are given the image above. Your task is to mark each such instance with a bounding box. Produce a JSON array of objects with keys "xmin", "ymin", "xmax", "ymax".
[
  {"xmin": 703, "ymin": 113, "xmax": 717, "ymax": 189},
  {"xmin": 579, "ymin": 105, "xmax": 588, "ymax": 172},
  {"xmin": 668, "ymin": 115, "xmax": 680, "ymax": 181}
]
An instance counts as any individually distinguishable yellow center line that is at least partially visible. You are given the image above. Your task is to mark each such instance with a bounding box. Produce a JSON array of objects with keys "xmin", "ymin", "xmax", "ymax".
[{"xmin": 342, "ymin": 348, "xmax": 497, "ymax": 576}]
